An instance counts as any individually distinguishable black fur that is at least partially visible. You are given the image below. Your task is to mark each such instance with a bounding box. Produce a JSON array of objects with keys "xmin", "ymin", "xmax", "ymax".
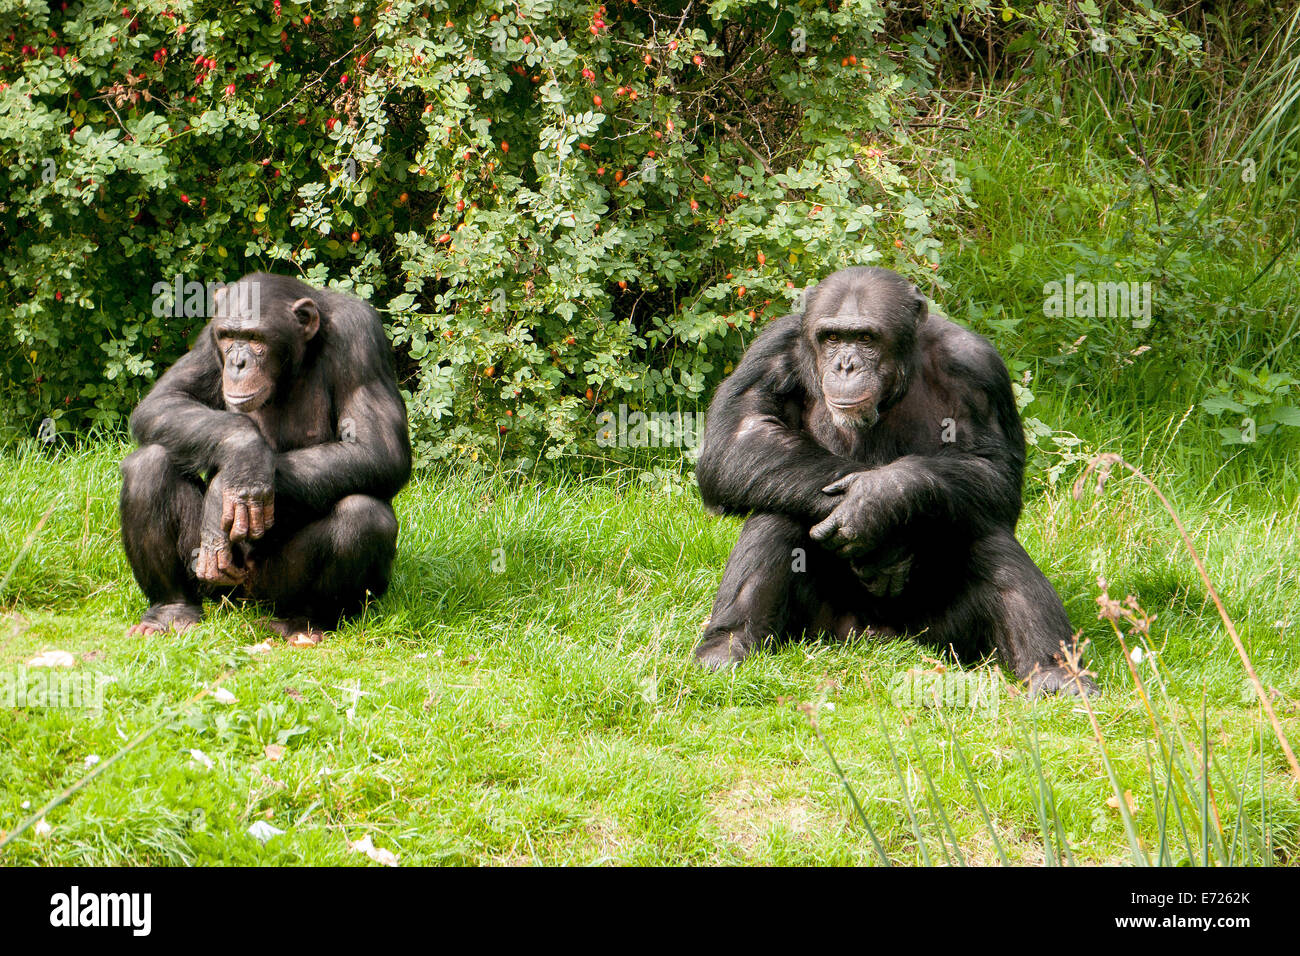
[
  {"xmin": 695, "ymin": 266, "xmax": 1092, "ymax": 695},
  {"xmin": 120, "ymin": 273, "xmax": 411, "ymax": 635}
]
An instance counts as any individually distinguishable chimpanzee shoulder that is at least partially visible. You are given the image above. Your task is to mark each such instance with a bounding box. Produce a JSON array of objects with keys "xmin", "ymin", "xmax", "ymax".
[
  {"xmin": 918, "ymin": 313, "xmax": 1012, "ymax": 390},
  {"xmin": 729, "ymin": 313, "xmax": 807, "ymax": 395},
  {"xmin": 916, "ymin": 312, "xmax": 1026, "ymax": 463}
]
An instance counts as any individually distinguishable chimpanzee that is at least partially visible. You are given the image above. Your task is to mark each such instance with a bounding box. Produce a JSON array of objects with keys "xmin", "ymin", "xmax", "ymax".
[
  {"xmin": 695, "ymin": 266, "xmax": 1093, "ymax": 695},
  {"xmin": 120, "ymin": 273, "xmax": 411, "ymax": 642}
]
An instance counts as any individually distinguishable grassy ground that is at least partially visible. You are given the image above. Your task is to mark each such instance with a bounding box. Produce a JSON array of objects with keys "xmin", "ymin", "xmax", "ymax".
[{"xmin": 1, "ymin": 437, "xmax": 1297, "ymax": 866}]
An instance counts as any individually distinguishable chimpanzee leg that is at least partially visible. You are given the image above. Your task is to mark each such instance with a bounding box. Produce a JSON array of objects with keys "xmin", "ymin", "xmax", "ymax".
[
  {"xmin": 119, "ymin": 444, "xmax": 205, "ymax": 635},
  {"xmin": 925, "ymin": 531, "xmax": 1094, "ymax": 695},
  {"xmin": 247, "ymin": 495, "xmax": 397, "ymax": 636},
  {"xmin": 695, "ymin": 513, "xmax": 839, "ymax": 668}
]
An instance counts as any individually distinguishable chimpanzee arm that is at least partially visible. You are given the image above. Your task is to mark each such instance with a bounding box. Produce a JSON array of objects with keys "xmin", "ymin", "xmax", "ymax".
[
  {"xmin": 697, "ymin": 315, "xmax": 863, "ymax": 523},
  {"xmin": 273, "ymin": 323, "xmax": 411, "ymax": 511},
  {"xmin": 129, "ymin": 339, "xmax": 269, "ymax": 477}
]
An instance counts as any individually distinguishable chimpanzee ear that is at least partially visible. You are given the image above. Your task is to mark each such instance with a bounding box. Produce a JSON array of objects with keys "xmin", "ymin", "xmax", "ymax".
[
  {"xmin": 911, "ymin": 288, "xmax": 929, "ymax": 324},
  {"xmin": 290, "ymin": 297, "xmax": 320, "ymax": 340}
]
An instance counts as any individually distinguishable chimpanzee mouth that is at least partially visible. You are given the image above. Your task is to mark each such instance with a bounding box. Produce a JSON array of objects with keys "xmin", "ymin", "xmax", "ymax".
[
  {"xmin": 224, "ymin": 389, "xmax": 266, "ymax": 409},
  {"xmin": 825, "ymin": 397, "xmax": 874, "ymax": 412}
]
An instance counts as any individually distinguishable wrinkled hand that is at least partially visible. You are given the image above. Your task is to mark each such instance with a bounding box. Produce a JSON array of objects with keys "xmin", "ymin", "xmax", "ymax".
[
  {"xmin": 194, "ymin": 529, "xmax": 247, "ymax": 585},
  {"xmin": 215, "ymin": 438, "xmax": 275, "ymax": 541},
  {"xmin": 811, "ymin": 470, "xmax": 914, "ymax": 596},
  {"xmin": 810, "ymin": 470, "xmax": 893, "ymax": 554}
]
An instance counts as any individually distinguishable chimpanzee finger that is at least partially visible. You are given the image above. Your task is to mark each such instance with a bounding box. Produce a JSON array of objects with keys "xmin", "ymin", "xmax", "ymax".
[
  {"xmin": 246, "ymin": 500, "xmax": 265, "ymax": 539},
  {"xmin": 809, "ymin": 514, "xmax": 839, "ymax": 543},
  {"xmin": 262, "ymin": 496, "xmax": 275, "ymax": 531},
  {"xmin": 886, "ymin": 568, "xmax": 907, "ymax": 597},
  {"xmin": 821, "ymin": 475, "xmax": 855, "ymax": 496},
  {"xmin": 229, "ymin": 502, "xmax": 250, "ymax": 541},
  {"xmin": 221, "ymin": 490, "xmax": 236, "ymax": 534}
]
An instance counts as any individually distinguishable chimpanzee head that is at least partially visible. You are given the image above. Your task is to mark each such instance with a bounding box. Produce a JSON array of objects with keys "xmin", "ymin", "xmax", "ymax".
[
  {"xmin": 211, "ymin": 274, "xmax": 321, "ymax": 412},
  {"xmin": 802, "ymin": 266, "xmax": 927, "ymax": 427}
]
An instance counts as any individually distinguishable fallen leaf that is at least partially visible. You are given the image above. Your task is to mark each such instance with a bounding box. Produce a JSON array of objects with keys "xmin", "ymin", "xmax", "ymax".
[
  {"xmin": 246, "ymin": 639, "xmax": 276, "ymax": 655},
  {"xmin": 283, "ymin": 687, "xmax": 304, "ymax": 701},
  {"xmin": 27, "ymin": 650, "xmax": 76, "ymax": 668},
  {"xmin": 247, "ymin": 820, "xmax": 284, "ymax": 844},
  {"xmin": 84, "ymin": 754, "xmax": 100, "ymax": 768},
  {"xmin": 188, "ymin": 748, "xmax": 213, "ymax": 769},
  {"xmin": 288, "ymin": 631, "xmax": 322, "ymax": 648},
  {"xmin": 348, "ymin": 833, "xmax": 398, "ymax": 867},
  {"xmin": 212, "ymin": 687, "xmax": 237, "ymax": 704},
  {"xmin": 264, "ymin": 744, "xmax": 285, "ymax": 762},
  {"xmin": 34, "ymin": 818, "xmax": 52, "ymax": 837},
  {"xmin": 1106, "ymin": 790, "xmax": 1139, "ymax": 814}
]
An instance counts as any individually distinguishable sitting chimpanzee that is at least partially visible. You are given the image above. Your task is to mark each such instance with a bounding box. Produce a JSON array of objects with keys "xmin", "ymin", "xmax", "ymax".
[
  {"xmin": 695, "ymin": 266, "xmax": 1093, "ymax": 695},
  {"xmin": 120, "ymin": 273, "xmax": 411, "ymax": 642}
]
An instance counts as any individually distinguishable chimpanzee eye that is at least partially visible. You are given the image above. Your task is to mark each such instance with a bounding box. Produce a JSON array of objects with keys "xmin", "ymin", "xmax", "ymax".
[{"xmin": 826, "ymin": 333, "xmax": 840, "ymax": 343}]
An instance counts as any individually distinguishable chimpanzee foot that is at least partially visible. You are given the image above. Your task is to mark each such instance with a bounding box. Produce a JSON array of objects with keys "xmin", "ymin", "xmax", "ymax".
[
  {"xmin": 269, "ymin": 616, "xmax": 327, "ymax": 647},
  {"xmin": 694, "ymin": 629, "xmax": 755, "ymax": 670},
  {"xmin": 1025, "ymin": 664, "xmax": 1098, "ymax": 697},
  {"xmin": 128, "ymin": 601, "xmax": 202, "ymax": 636}
]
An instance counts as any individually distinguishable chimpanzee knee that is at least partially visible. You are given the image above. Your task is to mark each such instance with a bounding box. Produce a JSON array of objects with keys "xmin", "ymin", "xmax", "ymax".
[{"xmin": 120, "ymin": 444, "xmax": 203, "ymax": 607}]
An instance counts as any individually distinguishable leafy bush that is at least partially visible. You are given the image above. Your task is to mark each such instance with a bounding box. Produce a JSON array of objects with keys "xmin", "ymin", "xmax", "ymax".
[
  {"xmin": 0, "ymin": 0, "xmax": 976, "ymax": 466},
  {"xmin": 1201, "ymin": 366, "xmax": 1300, "ymax": 449},
  {"xmin": 0, "ymin": 0, "xmax": 1210, "ymax": 468}
]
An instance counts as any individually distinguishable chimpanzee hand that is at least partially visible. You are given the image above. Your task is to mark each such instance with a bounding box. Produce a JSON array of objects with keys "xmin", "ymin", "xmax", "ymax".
[
  {"xmin": 194, "ymin": 472, "xmax": 251, "ymax": 585},
  {"xmin": 810, "ymin": 469, "xmax": 905, "ymax": 555},
  {"xmin": 215, "ymin": 436, "xmax": 275, "ymax": 541},
  {"xmin": 194, "ymin": 527, "xmax": 248, "ymax": 586}
]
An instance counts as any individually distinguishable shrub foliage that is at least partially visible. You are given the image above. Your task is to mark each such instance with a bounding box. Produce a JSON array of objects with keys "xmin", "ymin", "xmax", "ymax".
[{"xmin": 0, "ymin": 0, "xmax": 1196, "ymax": 466}]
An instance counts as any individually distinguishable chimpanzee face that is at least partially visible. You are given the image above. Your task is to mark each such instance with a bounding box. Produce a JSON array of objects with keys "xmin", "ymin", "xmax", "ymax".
[
  {"xmin": 804, "ymin": 268, "xmax": 925, "ymax": 428},
  {"xmin": 211, "ymin": 281, "xmax": 320, "ymax": 412}
]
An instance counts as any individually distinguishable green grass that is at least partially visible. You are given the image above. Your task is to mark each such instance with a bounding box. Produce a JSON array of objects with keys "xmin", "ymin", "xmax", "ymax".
[{"xmin": 1, "ymin": 439, "xmax": 1297, "ymax": 866}]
